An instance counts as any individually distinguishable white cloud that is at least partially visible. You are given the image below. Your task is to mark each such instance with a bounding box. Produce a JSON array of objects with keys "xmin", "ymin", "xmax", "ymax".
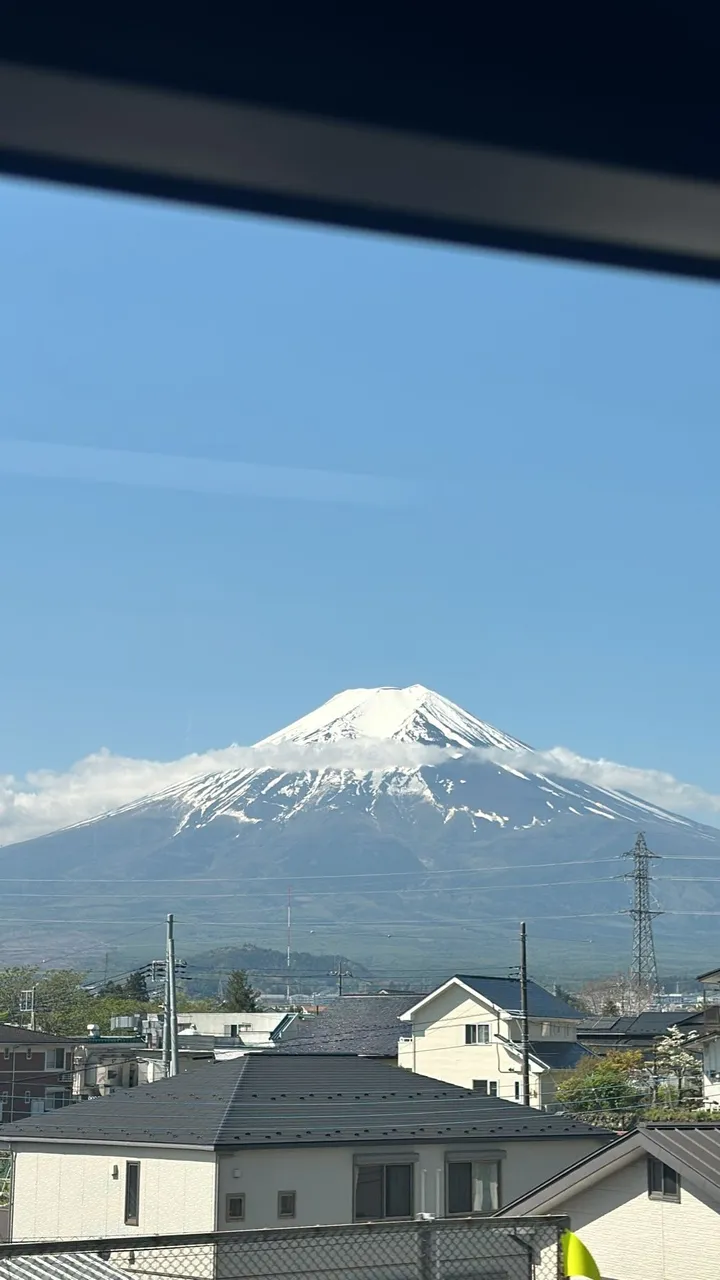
[
  {"xmin": 1, "ymin": 740, "xmax": 718, "ymax": 847},
  {"xmin": 0, "ymin": 439, "xmax": 414, "ymax": 508}
]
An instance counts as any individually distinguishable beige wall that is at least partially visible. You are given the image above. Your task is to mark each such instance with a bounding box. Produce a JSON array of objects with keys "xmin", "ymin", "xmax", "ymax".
[
  {"xmin": 216, "ymin": 1136, "xmax": 606, "ymax": 1229},
  {"xmin": 10, "ymin": 1134, "xmax": 606, "ymax": 1242},
  {"xmin": 10, "ymin": 1143, "xmax": 216, "ymax": 1241},
  {"xmin": 537, "ymin": 1154, "xmax": 720, "ymax": 1280},
  {"xmin": 398, "ymin": 986, "xmax": 551, "ymax": 1105}
]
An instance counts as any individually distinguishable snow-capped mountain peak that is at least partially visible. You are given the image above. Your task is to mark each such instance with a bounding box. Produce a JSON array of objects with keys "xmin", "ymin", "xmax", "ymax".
[{"xmin": 255, "ymin": 684, "xmax": 527, "ymax": 752}]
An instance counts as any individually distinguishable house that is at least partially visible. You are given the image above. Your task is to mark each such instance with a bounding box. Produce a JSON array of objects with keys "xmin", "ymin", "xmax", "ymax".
[
  {"xmin": 0, "ymin": 1025, "xmax": 74, "ymax": 1123},
  {"xmin": 0, "ymin": 1054, "xmax": 611, "ymax": 1240},
  {"xmin": 176, "ymin": 1010, "xmax": 297, "ymax": 1045},
  {"xmin": 496, "ymin": 1123, "xmax": 720, "ymax": 1280},
  {"xmin": 398, "ymin": 975, "xmax": 587, "ymax": 1107},
  {"xmin": 272, "ymin": 994, "xmax": 425, "ymax": 1059}
]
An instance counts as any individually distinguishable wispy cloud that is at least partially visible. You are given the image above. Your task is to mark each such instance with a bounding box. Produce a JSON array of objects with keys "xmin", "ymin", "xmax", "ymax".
[
  {"xmin": 0, "ymin": 439, "xmax": 415, "ymax": 507},
  {"xmin": 1, "ymin": 739, "xmax": 719, "ymax": 847}
]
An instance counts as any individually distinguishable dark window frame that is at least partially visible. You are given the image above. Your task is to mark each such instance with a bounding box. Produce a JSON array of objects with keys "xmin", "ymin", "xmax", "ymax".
[
  {"xmin": 277, "ymin": 1190, "xmax": 296, "ymax": 1218},
  {"xmin": 472, "ymin": 1079, "xmax": 498, "ymax": 1097},
  {"xmin": 353, "ymin": 1161, "xmax": 414, "ymax": 1221},
  {"xmin": 647, "ymin": 1156, "xmax": 680, "ymax": 1203},
  {"xmin": 226, "ymin": 1192, "xmax": 245, "ymax": 1222},
  {"xmin": 124, "ymin": 1161, "xmax": 140, "ymax": 1225}
]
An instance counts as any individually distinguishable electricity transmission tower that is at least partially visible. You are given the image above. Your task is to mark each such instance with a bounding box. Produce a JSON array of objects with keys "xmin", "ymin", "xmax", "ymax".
[{"xmin": 622, "ymin": 832, "xmax": 662, "ymax": 995}]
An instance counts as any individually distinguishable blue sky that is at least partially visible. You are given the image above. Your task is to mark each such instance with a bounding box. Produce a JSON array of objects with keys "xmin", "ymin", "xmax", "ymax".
[{"xmin": 1, "ymin": 175, "xmax": 718, "ymax": 817}]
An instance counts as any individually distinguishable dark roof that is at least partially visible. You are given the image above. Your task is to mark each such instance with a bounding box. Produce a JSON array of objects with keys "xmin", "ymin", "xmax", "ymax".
[
  {"xmin": 274, "ymin": 995, "xmax": 421, "ymax": 1057},
  {"xmin": 0, "ymin": 1054, "xmax": 612, "ymax": 1151},
  {"xmin": 454, "ymin": 976, "xmax": 581, "ymax": 1021},
  {"xmin": 528, "ymin": 1041, "xmax": 589, "ymax": 1071},
  {"xmin": 579, "ymin": 1011, "xmax": 697, "ymax": 1039},
  {"xmin": 497, "ymin": 1124, "xmax": 720, "ymax": 1216},
  {"xmin": 0, "ymin": 1023, "xmax": 72, "ymax": 1046}
]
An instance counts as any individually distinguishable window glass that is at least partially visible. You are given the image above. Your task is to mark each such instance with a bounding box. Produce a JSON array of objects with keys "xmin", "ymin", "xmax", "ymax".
[
  {"xmin": 124, "ymin": 1162, "xmax": 140, "ymax": 1225},
  {"xmin": 355, "ymin": 1165, "xmax": 383, "ymax": 1219},
  {"xmin": 385, "ymin": 1164, "xmax": 412, "ymax": 1218},
  {"xmin": 447, "ymin": 1161, "xmax": 499, "ymax": 1215},
  {"xmin": 354, "ymin": 1164, "xmax": 412, "ymax": 1219}
]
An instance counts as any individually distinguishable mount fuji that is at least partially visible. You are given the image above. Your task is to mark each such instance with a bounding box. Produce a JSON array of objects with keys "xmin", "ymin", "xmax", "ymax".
[{"xmin": 4, "ymin": 685, "xmax": 719, "ymax": 971}]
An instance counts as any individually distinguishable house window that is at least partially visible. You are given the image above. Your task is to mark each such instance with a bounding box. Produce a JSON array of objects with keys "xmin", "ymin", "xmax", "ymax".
[
  {"xmin": 23, "ymin": 1091, "xmax": 31, "ymax": 1105},
  {"xmin": 354, "ymin": 1163, "xmax": 413, "ymax": 1220},
  {"xmin": 446, "ymin": 1160, "xmax": 500, "ymax": 1215},
  {"xmin": 124, "ymin": 1162, "xmax": 140, "ymax": 1225},
  {"xmin": 226, "ymin": 1193, "xmax": 245, "ymax": 1221},
  {"xmin": 514, "ymin": 1081, "xmax": 520, "ymax": 1101},
  {"xmin": 44, "ymin": 1088, "xmax": 67, "ymax": 1111},
  {"xmin": 3, "ymin": 1049, "xmax": 9, "ymax": 1061},
  {"xmin": 465, "ymin": 1025, "xmax": 490, "ymax": 1045},
  {"xmin": 277, "ymin": 1190, "xmax": 296, "ymax": 1218},
  {"xmin": 25, "ymin": 1049, "xmax": 32, "ymax": 1060},
  {"xmin": 473, "ymin": 1080, "xmax": 497, "ymax": 1097},
  {"xmin": 224, "ymin": 1025, "xmax": 239, "ymax": 1038},
  {"xmin": 45, "ymin": 1048, "xmax": 65, "ymax": 1070},
  {"xmin": 647, "ymin": 1157, "xmax": 680, "ymax": 1202}
]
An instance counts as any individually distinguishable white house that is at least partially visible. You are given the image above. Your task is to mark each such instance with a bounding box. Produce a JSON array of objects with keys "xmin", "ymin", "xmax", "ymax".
[
  {"xmin": 176, "ymin": 1010, "xmax": 297, "ymax": 1045},
  {"xmin": 398, "ymin": 974, "xmax": 586, "ymax": 1108},
  {"xmin": 0, "ymin": 1054, "xmax": 611, "ymax": 1241},
  {"xmin": 497, "ymin": 1122, "xmax": 720, "ymax": 1280}
]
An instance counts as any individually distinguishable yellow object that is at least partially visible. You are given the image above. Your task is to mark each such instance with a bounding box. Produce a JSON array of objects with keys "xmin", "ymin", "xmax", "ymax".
[{"xmin": 561, "ymin": 1230, "xmax": 601, "ymax": 1280}]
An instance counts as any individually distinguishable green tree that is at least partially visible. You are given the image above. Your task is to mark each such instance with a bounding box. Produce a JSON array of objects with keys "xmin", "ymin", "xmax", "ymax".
[
  {"xmin": 556, "ymin": 1049, "xmax": 646, "ymax": 1117},
  {"xmin": 122, "ymin": 971, "xmax": 150, "ymax": 1003},
  {"xmin": 223, "ymin": 970, "xmax": 260, "ymax": 1012}
]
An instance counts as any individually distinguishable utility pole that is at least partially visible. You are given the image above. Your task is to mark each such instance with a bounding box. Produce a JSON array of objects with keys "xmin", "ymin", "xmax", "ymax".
[
  {"xmin": 167, "ymin": 914, "xmax": 179, "ymax": 1077},
  {"xmin": 330, "ymin": 960, "xmax": 352, "ymax": 997},
  {"xmin": 519, "ymin": 922, "xmax": 530, "ymax": 1108},
  {"xmin": 286, "ymin": 886, "xmax": 292, "ymax": 1008},
  {"xmin": 622, "ymin": 832, "xmax": 662, "ymax": 998}
]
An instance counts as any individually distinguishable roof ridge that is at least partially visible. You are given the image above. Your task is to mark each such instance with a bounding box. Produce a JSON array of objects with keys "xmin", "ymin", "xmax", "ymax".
[{"xmin": 214, "ymin": 1054, "xmax": 251, "ymax": 1145}]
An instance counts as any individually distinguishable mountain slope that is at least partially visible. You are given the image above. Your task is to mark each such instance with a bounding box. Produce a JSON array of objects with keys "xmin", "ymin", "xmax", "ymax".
[{"xmin": 3, "ymin": 685, "xmax": 718, "ymax": 971}]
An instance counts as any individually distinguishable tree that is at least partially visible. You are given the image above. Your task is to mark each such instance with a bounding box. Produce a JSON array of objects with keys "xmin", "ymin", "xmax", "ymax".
[
  {"xmin": 655, "ymin": 1026, "xmax": 702, "ymax": 1106},
  {"xmin": 578, "ymin": 974, "xmax": 654, "ymax": 1016},
  {"xmin": 553, "ymin": 986, "xmax": 590, "ymax": 1013},
  {"xmin": 122, "ymin": 971, "xmax": 150, "ymax": 1003},
  {"xmin": 556, "ymin": 1049, "xmax": 646, "ymax": 1118},
  {"xmin": 223, "ymin": 970, "xmax": 260, "ymax": 1012}
]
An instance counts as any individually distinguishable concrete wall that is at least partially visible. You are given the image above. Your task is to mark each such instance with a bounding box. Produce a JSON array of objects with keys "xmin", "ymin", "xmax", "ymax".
[
  {"xmin": 10, "ymin": 1143, "xmax": 216, "ymax": 1241},
  {"xmin": 539, "ymin": 1154, "xmax": 720, "ymax": 1280},
  {"xmin": 180, "ymin": 1013, "xmax": 289, "ymax": 1039},
  {"xmin": 215, "ymin": 1136, "xmax": 606, "ymax": 1229}
]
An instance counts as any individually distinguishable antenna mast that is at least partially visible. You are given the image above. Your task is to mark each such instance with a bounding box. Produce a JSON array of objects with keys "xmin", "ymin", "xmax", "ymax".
[{"xmin": 622, "ymin": 832, "xmax": 662, "ymax": 996}]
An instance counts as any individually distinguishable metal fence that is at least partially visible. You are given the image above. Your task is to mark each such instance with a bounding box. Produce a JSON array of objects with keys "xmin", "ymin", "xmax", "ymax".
[{"xmin": 0, "ymin": 1216, "xmax": 569, "ymax": 1280}]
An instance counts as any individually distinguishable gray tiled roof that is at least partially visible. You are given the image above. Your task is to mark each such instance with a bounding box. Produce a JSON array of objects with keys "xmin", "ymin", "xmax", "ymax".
[
  {"xmin": 274, "ymin": 995, "xmax": 421, "ymax": 1056},
  {"xmin": 528, "ymin": 1041, "xmax": 589, "ymax": 1071},
  {"xmin": 0, "ymin": 1054, "xmax": 612, "ymax": 1151},
  {"xmin": 578, "ymin": 1011, "xmax": 697, "ymax": 1038},
  {"xmin": 455, "ymin": 976, "xmax": 581, "ymax": 1021},
  {"xmin": 0, "ymin": 1024, "xmax": 72, "ymax": 1046}
]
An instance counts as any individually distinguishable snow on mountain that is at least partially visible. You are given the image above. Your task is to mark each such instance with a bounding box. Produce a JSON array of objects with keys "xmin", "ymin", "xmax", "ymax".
[
  {"xmin": 257, "ymin": 684, "xmax": 527, "ymax": 751},
  {"xmin": 3, "ymin": 685, "xmax": 719, "ymax": 966},
  {"xmin": 141, "ymin": 684, "xmax": 700, "ymax": 836}
]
